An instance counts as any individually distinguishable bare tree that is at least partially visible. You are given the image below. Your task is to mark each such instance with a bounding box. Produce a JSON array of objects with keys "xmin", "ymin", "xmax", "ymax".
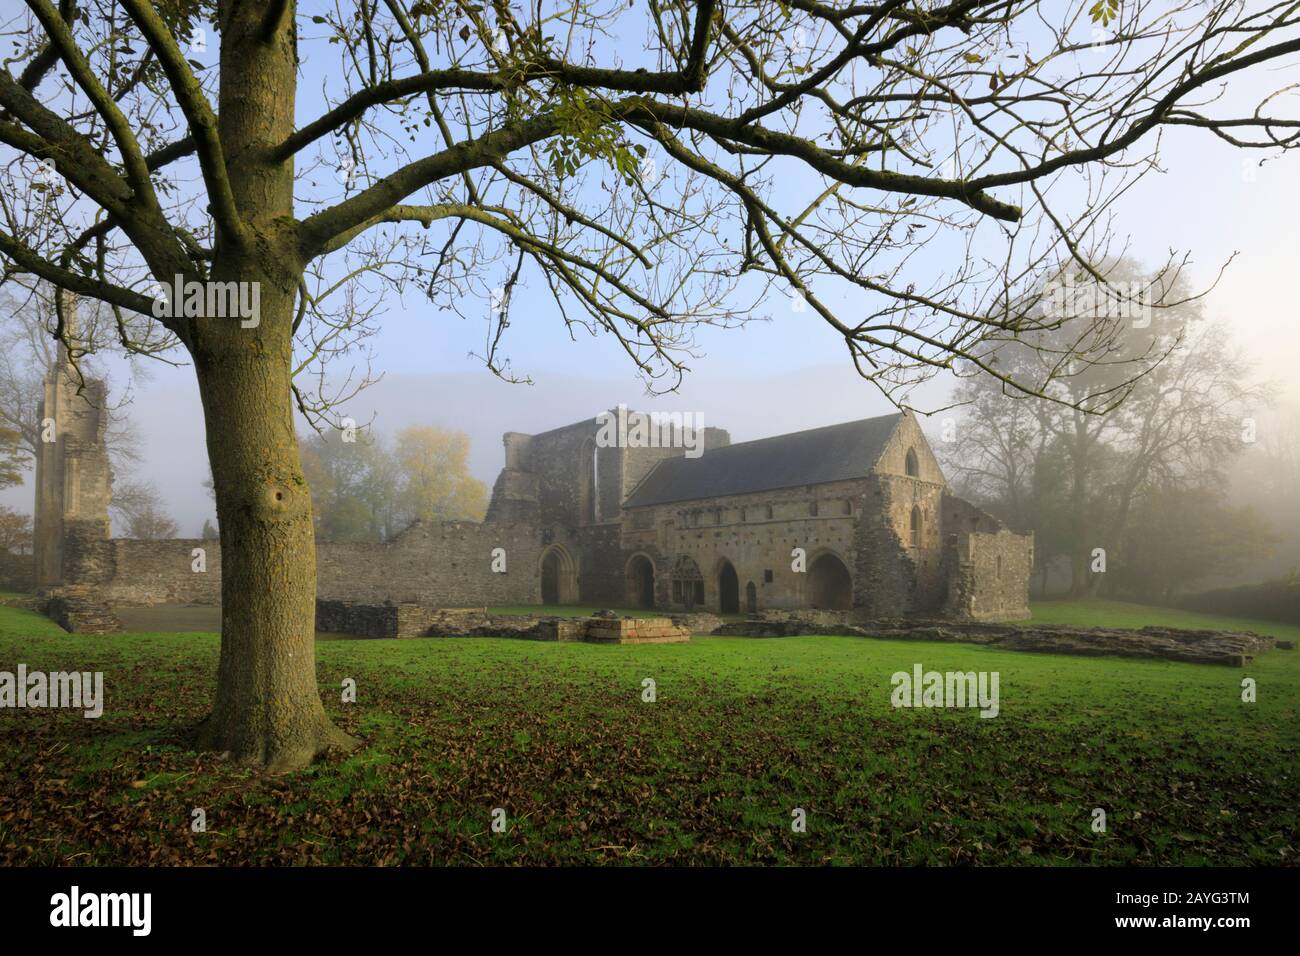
[
  {"xmin": 945, "ymin": 263, "xmax": 1271, "ymax": 596},
  {"xmin": 109, "ymin": 477, "xmax": 177, "ymax": 536},
  {"xmin": 1, "ymin": 0, "xmax": 1297, "ymax": 768},
  {"xmin": 115, "ymin": 482, "xmax": 179, "ymax": 538}
]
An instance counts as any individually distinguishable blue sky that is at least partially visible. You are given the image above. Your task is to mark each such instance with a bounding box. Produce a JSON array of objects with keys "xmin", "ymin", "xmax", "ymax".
[{"xmin": 1, "ymin": 2, "xmax": 1297, "ymax": 532}]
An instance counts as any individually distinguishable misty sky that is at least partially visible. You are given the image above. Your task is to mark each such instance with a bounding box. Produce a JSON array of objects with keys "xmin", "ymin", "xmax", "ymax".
[{"xmin": 2, "ymin": 3, "xmax": 1297, "ymax": 534}]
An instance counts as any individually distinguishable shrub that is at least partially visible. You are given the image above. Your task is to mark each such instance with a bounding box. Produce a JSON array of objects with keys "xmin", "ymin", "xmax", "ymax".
[{"xmin": 1179, "ymin": 571, "xmax": 1300, "ymax": 625}]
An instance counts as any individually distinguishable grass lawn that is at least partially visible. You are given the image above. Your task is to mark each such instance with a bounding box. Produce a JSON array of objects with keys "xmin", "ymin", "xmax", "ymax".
[{"xmin": 0, "ymin": 598, "xmax": 1294, "ymax": 865}]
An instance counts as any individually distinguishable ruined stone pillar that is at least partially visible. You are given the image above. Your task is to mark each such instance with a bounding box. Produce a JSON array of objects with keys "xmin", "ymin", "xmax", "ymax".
[{"xmin": 32, "ymin": 294, "xmax": 113, "ymax": 589}]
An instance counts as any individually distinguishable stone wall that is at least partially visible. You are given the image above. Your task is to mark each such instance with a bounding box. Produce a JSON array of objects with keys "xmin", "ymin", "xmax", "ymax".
[
  {"xmin": 581, "ymin": 617, "xmax": 690, "ymax": 644},
  {"xmin": 315, "ymin": 601, "xmax": 523, "ymax": 638},
  {"xmin": 314, "ymin": 520, "xmax": 542, "ymax": 605},
  {"xmin": 621, "ymin": 478, "xmax": 864, "ymax": 613},
  {"xmin": 83, "ymin": 519, "xmax": 544, "ymax": 608},
  {"xmin": 316, "ymin": 600, "xmax": 688, "ymax": 643},
  {"xmin": 850, "ymin": 476, "xmax": 915, "ymax": 617},
  {"xmin": 27, "ymin": 404, "xmax": 1034, "ymax": 623},
  {"xmin": 95, "ymin": 538, "xmax": 220, "ymax": 605},
  {"xmin": 484, "ymin": 433, "xmax": 540, "ymax": 524},
  {"xmin": 871, "ymin": 414, "xmax": 950, "ymax": 611},
  {"xmin": 941, "ymin": 494, "xmax": 1033, "ymax": 620},
  {"xmin": 614, "ymin": 413, "xmax": 1003, "ymax": 618},
  {"xmin": 575, "ymin": 523, "xmax": 624, "ymax": 604},
  {"xmin": 527, "ymin": 418, "xmax": 608, "ymax": 528}
]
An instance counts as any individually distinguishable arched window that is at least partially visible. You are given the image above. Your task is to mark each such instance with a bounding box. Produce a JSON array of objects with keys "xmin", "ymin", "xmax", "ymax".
[
  {"xmin": 905, "ymin": 448, "xmax": 919, "ymax": 478},
  {"xmin": 579, "ymin": 438, "xmax": 598, "ymax": 524},
  {"xmin": 765, "ymin": 504, "xmax": 774, "ymax": 520},
  {"xmin": 996, "ymin": 555, "xmax": 1003, "ymax": 580},
  {"xmin": 809, "ymin": 501, "xmax": 819, "ymax": 517},
  {"xmin": 910, "ymin": 506, "xmax": 922, "ymax": 548}
]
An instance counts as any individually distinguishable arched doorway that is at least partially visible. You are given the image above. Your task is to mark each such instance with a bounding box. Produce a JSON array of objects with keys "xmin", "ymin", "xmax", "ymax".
[
  {"xmin": 808, "ymin": 552, "xmax": 852, "ymax": 610},
  {"xmin": 625, "ymin": 554, "xmax": 656, "ymax": 609},
  {"xmin": 745, "ymin": 581, "xmax": 757, "ymax": 614},
  {"xmin": 717, "ymin": 560, "xmax": 739, "ymax": 613},
  {"xmin": 539, "ymin": 545, "xmax": 578, "ymax": 605}
]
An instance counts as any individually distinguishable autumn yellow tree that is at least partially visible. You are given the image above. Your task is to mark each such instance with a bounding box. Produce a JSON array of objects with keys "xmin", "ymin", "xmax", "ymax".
[{"xmin": 392, "ymin": 426, "xmax": 487, "ymax": 525}]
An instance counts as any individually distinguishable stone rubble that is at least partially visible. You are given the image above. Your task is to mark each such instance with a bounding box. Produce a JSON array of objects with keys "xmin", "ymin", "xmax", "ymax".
[{"xmin": 713, "ymin": 613, "xmax": 1281, "ymax": 666}]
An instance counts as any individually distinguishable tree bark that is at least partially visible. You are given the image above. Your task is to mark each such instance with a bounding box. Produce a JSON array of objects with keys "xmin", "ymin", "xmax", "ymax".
[
  {"xmin": 190, "ymin": 278, "xmax": 356, "ymax": 771},
  {"xmin": 190, "ymin": 0, "xmax": 355, "ymax": 770}
]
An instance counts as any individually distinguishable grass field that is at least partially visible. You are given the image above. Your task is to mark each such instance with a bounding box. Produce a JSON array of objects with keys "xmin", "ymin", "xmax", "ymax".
[{"xmin": 0, "ymin": 598, "xmax": 1295, "ymax": 865}]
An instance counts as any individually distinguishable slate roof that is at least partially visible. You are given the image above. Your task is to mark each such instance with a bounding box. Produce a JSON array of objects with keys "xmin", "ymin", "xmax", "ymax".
[{"xmin": 622, "ymin": 412, "xmax": 904, "ymax": 508}]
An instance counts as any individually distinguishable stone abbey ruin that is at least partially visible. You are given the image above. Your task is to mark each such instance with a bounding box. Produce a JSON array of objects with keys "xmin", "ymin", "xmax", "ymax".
[
  {"xmin": 7, "ymin": 340, "xmax": 1290, "ymax": 666},
  {"xmin": 10, "ymin": 341, "xmax": 1036, "ymax": 629}
]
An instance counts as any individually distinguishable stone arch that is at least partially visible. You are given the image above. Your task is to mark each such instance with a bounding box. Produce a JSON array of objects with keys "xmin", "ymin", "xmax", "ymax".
[
  {"xmin": 910, "ymin": 505, "xmax": 922, "ymax": 548},
  {"xmin": 539, "ymin": 544, "xmax": 578, "ymax": 605},
  {"xmin": 625, "ymin": 552, "xmax": 656, "ymax": 609},
  {"xmin": 716, "ymin": 558, "xmax": 740, "ymax": 614},
  {"xmin": 808, "ymin": 550, "xmax": 852, "ymax": 610},
  {"xmin": 745, "ymin": 580, "xmax": 758, "ymax": 614}
]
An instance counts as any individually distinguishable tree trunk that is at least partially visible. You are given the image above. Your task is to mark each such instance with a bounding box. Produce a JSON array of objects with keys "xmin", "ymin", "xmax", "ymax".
[
  {"xmin": 190, "ymin": 274, "xmax": 355, "ymax": 770},
  {"xmin": 1068, "ymin": 424, "xmax": 1092, "ymax": 598},
  {"xmin": 190, "ymin": 0, "xmax": 355, "ymax": 770}
]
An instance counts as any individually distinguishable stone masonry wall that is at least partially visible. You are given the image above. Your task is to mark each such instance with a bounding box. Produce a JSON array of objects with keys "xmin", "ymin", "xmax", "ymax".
[
  {"xmin": 99, "ymin": 538, "xmax": 219, "ymax": 604},
  {"xmin": 87, "ymin": 519, "xmax": 543, "ymax": 608},
  {"xmin": 941, "ymin": 493, "xmax": 1033, "ymax": 620},
  {"xmin": 32, "ymin": 407, "xmax": 1034, "ymax": 622},
  {"xmin": 315, "ymin": 520, "xmax": 541, "ymax": 605},
  {"xmin": 621, "ymin": 478, "xmax": 864, "ymax": 612},
  {"xmin": 945, "ymin": 528, "xmax": 1034, "ymax": 620},
  {"xmin": 851, "ymin": 475, "xmax": 916, "ymax": 617},
  {"xmin": 575, "ymin": 522, "xmax": 624, "ymax": 605}
]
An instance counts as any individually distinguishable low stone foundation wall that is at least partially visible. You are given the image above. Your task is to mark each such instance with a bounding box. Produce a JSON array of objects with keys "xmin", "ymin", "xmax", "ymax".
[
  {"xmin": 0, "ymin": 594, "xmax": 47, "ymax": 613},
  {"xmin": 534, "ymin": 619, "xmax": 588, "ymax": 642},
  {"xmin": 855, "ymin": 620, "xmax": 1283, "ymax": 667},
  {"xmin": 582, "ymin": 618, "xmax": 691, "ymax": 644},
  {"xmin": 43, "ymin": 587, "xmax": 122, "ymax": 634},
  {"xmin": 670, "ymin": 612, "xmax": 725, "ymax": 635},
  {"xmin": 711, "ymin": 612, "xmax": 1285, "ymax": 666},
  {"xmin": 315, "ymin": 600, "xmax": 689, "ymax": 644},
  {"xmin": 315, "ymin": 601, "xmax": 519, "ymax": 638},
  {"xmin": 734, "ymin": 608, "xmax": 859, "ymax": 632}
]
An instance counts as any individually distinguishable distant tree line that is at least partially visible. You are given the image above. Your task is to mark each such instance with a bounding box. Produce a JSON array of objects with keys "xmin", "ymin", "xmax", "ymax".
[
  {"xmin": 940, "ymin": 262, "xmax": 1280, "ymax": 605},
  {"xmin": 298, "ymin": 425, "xmax": 487, "ymax": 544}
]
